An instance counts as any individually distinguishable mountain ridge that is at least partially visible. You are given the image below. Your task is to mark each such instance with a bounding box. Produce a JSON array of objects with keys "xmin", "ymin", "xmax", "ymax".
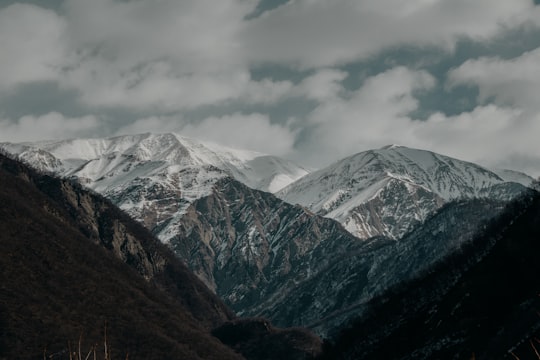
[
  {"xmin": 0, "ymin": 151, "xmax": 241, "ymax": 359},
  {"xmin": 1, "ymin": 136, "xmax": 533, "ymax": 337},
  {"xmin": 278, "ymin": 145, "xmax": 533, "ymax": 239},
  {"xmin": 0, "ymin": 151, "xmax": 323, "ymax": 359},
  {"xmin": 1, "ymin": 133, "xmax": 309, "ymax": 244}
]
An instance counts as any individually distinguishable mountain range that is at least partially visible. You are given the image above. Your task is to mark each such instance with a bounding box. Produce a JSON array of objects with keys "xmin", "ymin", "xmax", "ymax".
[
  {"xmin": 2, "ymin": 143, "xmax": 539, "ymax": 358},
  {"xmin": 1, "ymin": 133, "xmax": 307, "ymax": 243},
  {"xmin": 1, "ymin": 134, "xmax": 534, "ymax": 335}
]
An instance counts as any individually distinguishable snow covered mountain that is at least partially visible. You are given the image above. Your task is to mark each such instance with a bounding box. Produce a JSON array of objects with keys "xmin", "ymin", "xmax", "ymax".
[
  {"xmin": 1, "ymin": 137, "xmax": 534, "ymax": 337},
  {"xmin": 1, "ymin": 133, "xmax": 308, "ymax": 242},
  {"xmin": 277, "ymin": 145, "xmax": 533, "ymax": 239}
]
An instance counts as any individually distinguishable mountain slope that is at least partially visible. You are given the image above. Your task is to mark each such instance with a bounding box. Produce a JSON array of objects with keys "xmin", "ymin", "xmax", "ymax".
[
  {"xmin": 0, "ymin": 152, "xmax": 240, "ymax": 359},
  {"xmin": 322, "ymin": 188, "xmax": 540, "ymax": 359},
  {"xmin": 258, "ymin": 198, "xmax": 508, "ymax": 335},
  {"xmin": 167, "ymin": 177, "xmax": 364, "ymax": 315},
  {"xmin": 278, "ymin": 145, "xmax": 532, "ymax": 239},
  {"xmin": 163, "ymin": 176, "xmax": 512, "ymax": 337},
  {"xmin": 0, "ymin": 153, "xmax": 322, "ymax": 360},
  {"xmin": 2, "ymin": 138, "xmax": 533, "ymax": 339}
]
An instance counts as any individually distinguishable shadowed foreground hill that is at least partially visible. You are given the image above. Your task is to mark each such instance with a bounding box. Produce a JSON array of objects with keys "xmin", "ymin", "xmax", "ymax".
[
  {"xmin": 0, "ymin": 153, "xmax": 322, "ymax": 359},
  {"xmin": 0, "ymin": 153, "xmax": 242, "ymax": 359},
  {"xmin": 321, "ymin": 186, "xmax": 540, "ymax": 359}
]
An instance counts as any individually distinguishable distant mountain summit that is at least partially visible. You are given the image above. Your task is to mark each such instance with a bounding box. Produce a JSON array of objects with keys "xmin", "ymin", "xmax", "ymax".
[
  {"xmin": 1, "ymin": 132, "xmax": 308, "ymax": 193},
  {"xmin": 278, "ymin": 145, "xmax": 533, "ymax": 239},
  {"xmin": 1, "ymin": 133, "xmax": 308, "ymax": 242}
]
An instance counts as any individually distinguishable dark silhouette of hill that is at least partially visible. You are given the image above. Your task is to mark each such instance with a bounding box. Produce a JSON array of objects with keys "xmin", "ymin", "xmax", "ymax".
[
  {"xmin": 0, "ymin": 153, "xmax": 322, "ymax": 359},
  {"xmin": 321, "ymin": 186, "xmax": 540, "ymax": 359},
  {"xmin": 213, "ymin": 318, "xmax": 321, "ymax": 360}
]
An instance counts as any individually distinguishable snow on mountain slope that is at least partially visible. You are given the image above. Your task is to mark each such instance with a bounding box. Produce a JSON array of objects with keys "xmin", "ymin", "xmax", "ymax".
[
  {"xmin": 277, "ymin": 145, "xmax": 530, "ymax": 239},
  {"xmin": 490, "ymin": 168, "xmax": 534, "ymax": 187},
  {"xmin": 0, "ymin": 133, "xmax": 308, "ymax": 242}
]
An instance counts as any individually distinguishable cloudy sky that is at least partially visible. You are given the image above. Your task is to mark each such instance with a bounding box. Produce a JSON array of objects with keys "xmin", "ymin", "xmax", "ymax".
[{"xmin": 1, "ymin": 0, "xmax": 540, "ymax": 176}]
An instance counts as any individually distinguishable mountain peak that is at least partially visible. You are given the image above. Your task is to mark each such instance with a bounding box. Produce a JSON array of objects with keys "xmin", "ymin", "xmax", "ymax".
[
  {"xmin": 1, "ymin": 132, "xmax": 309, "ymax": 193},
  {"xmin": 379, "ymin": 144, "xmax": 402, "ymax": 150},
  {"xmin": 0, "ymin": 133, "xmax": 310, "ymax": 243},
  {"xmin": 278, "ymin": 146, "xmax": 530, "ymax": 239}
]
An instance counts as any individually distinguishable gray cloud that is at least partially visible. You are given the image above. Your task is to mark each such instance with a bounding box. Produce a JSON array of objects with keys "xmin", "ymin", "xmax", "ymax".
[
  {"xmin": 0, "ymin": 0, "xmax": 539, "ymax": 177},
  {"xmin": 448, "ymin": 48, "xmax": 540, "ymax": 111},
  {"xmin": 0, "ymin": 3, "xmax": 66, "ymax": 91},
  {"xmin": 242, "ymin": 0, "xmax": 535, "ymax": 68},
  {"xmin": 0, "ymin": 112, "xmax": 101, "ymax": 142}
]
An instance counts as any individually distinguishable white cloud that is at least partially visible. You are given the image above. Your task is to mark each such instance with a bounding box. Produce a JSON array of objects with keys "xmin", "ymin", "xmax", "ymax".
[
  {"xmin": 0, "ymin": 0, "xmax": 539, "ymax": 177},
  {"xmin": 115, "ymin": 112, "xmax": 297, "ymax": 156},
  {"xmin": 55, "ymin": 0, "xmax": 297, "ymax": 110},
  {"xmin": 295, "ymin": 66, "xmax": 540, "ymax": 176},
  {"xmin": 4, "ymin": 0, "xmax": 535, "ymax": 111},
  {"xmin": 0, "ymin": 0, "xmax": 292, "ymax": 111},
  {"xmin": 416, "ymin": 105, "xmax": 525, "ymax": 161},
  {"xmin": 2, "ymin": 0, "xmax": 539, "ymax": 114},
  {"xmin": 415, "ymin": 105, "xmax": 540, "ymax": 177},
  {"xmin": 439, "ymin": 48, "xmax": 540, "ymax": 175},
  {"xmin": 294, "ymin": 69, "xmax": 348, "ymax": 102},
  {"xmin": 63, "ymin": 0, "xmax": 252, "ymax": 72},
  {"xmin": 448, "ymin": 48, "xmax": 540, "ymax": 110},
  {"xmin": 59, "ymin": 0, "xmax": 273, "ymax": 110},
  {"xmin": 181, "ymin": 113, "xmax": 296, "ymax": 156},
  {"xmin": 0, "ymin": 4, "xmax": 66, "ymax": 91},
  {"xmin": 0, "ymin": 112, "xmax": 101, "ymax": 142},
  {"xmin": 65, "ymin": 60, "xmax": 293, "ymax": 110},
  {"xmin": 114, "ymin": 115, "xmax": 183, "ymax": 137},
  {"xmin": 242, "ymin": 0, "xmax": 535, "ymax": 68},
  {"xmin": 299, "ymin": 67, "xmax": 436, "ymax": 163}
]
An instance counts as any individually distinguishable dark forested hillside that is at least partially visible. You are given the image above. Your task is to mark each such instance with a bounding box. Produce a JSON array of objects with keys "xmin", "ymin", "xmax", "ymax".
[
  {"xmin": 0, "ymin": 153, "xmax": 321, "ymax": 359},
  {"xmin": 0, "ymin": 153, "xmax": 242, "ymax": 359},
  {"xmin": 321, "ymin": 187, "xmax": 540, "ymax": 359}
]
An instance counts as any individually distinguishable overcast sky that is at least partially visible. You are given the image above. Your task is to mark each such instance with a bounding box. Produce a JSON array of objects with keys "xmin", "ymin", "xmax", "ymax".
[{"xmin": 1, "ymin": 0, "xmax": 540, "ymax": 176}]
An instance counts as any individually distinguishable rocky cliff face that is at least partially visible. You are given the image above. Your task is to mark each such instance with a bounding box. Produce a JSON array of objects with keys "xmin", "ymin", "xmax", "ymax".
[
  {"xmin": 1, "ymin": 151, "xmax": 235, "ymax": 328},
  {"xmin": 167, "ymin": 178, "xmax": 361, "ymax": 317}
]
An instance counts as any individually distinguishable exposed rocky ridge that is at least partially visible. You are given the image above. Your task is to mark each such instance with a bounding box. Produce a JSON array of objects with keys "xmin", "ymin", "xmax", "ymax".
[
  {"xmin": 278, "ymin": 145, "xmax": 532, "ymax": 239},
  {"xmin": 4, "ymin": 153, "xmax": 234, "ymax": 328},
  {"xmin": 166, "ymin": 177, "xmax": 511, "ymax": 336},
  {"xmin": 167, "ymin": 177, "xmax": 362, "ymax": 315}
]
